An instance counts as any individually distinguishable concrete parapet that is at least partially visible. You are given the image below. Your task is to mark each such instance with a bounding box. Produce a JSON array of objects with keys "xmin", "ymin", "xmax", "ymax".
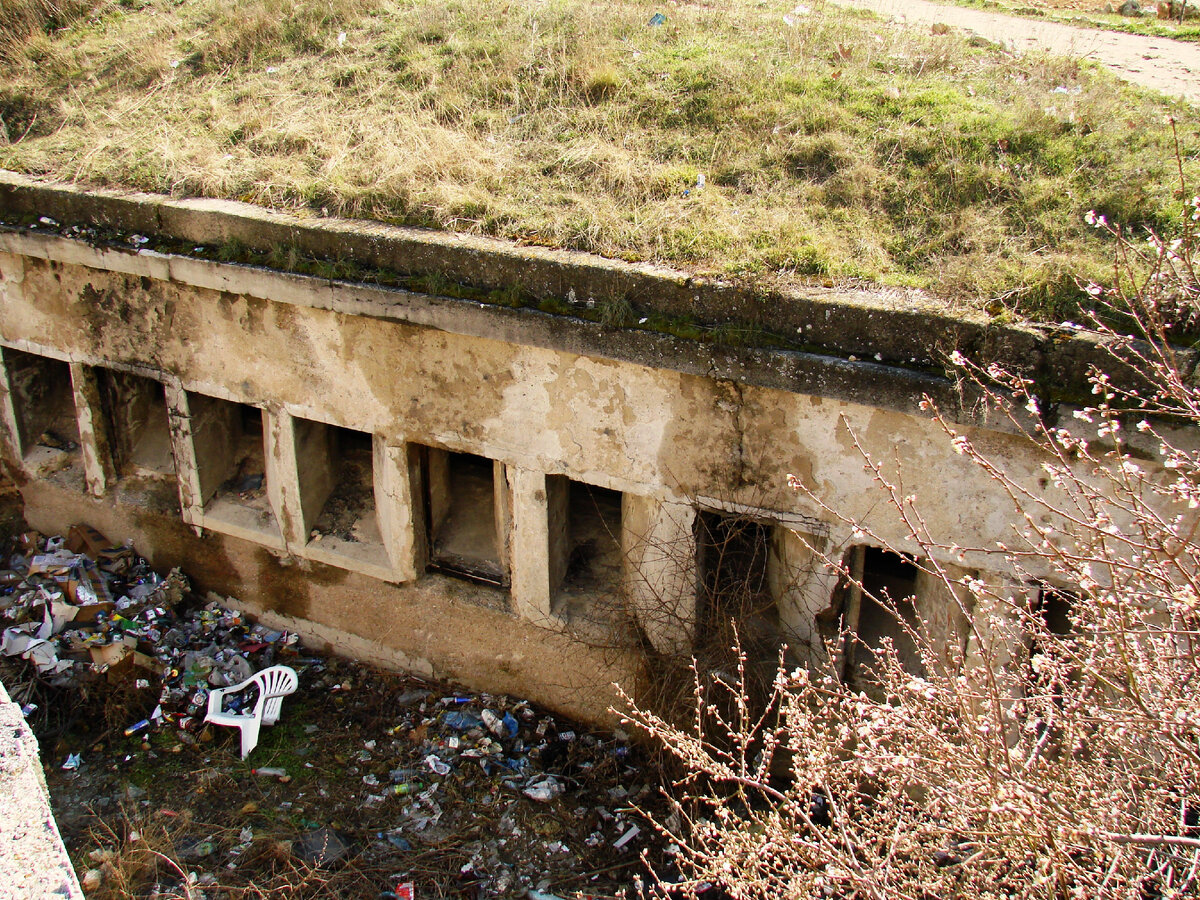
[{"xmin": 0, "ymin": 169, "xmax": 1180, "ymax": 408}]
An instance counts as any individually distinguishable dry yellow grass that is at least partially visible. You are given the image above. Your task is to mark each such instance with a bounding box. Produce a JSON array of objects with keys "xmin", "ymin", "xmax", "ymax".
[{"xmin": 1, "ymin": 0, "xmax": 1197, "ymax": 319}]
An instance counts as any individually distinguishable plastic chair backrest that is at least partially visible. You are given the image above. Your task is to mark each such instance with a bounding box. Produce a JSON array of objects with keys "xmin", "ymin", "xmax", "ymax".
[{"xmin": 256, "ymin": 665, "xmax": 298, "ymax": 725}]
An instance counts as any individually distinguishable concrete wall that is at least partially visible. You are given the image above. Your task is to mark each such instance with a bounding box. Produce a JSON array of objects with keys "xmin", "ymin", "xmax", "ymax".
[
  {"xmin": 0, "ymin": 681, "xmax": 84, "ymax": 899},
  {"xmin": 0, "ymin": 182, "xmax": 1191, "ymax": 723}
]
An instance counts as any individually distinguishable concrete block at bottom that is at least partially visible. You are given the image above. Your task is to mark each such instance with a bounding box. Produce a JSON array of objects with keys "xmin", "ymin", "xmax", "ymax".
[{"xmin": 0, "ymin": 681, "xmax": 85, "ymax": 899}]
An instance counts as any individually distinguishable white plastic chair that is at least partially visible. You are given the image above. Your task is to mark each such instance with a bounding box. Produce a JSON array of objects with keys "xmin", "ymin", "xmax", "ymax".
[{"xmin": 204, "ymin": 665, "xmax": 298, "ymax": 759}]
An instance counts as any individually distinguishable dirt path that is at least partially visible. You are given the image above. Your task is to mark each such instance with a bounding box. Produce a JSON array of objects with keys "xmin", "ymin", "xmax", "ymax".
[{"xmin": 827, "ymin": 0, "xmax": 1200, "ymax": 104}]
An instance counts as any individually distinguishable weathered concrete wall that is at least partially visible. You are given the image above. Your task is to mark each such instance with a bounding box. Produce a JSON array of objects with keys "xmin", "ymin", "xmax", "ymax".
[
  {"xmin": 0, "ymin": 681, "xmax": 84, "ymax": 899},
  {"xmin": 0, "ymin": 178, "xmax": 1191, "ymax": 722}
]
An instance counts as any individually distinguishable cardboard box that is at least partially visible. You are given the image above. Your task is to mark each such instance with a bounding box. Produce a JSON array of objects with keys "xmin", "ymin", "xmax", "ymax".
[
  {"xmin": 89, "ymin": 635, "xmax": 137, "ymax": 668},
  {"xmin": 15, "ymin": 532, "xmax": 43, "ymax": 554},
  {"xmin": 66, "ymin": 524, "xmax": 112, "ymax": 558}
]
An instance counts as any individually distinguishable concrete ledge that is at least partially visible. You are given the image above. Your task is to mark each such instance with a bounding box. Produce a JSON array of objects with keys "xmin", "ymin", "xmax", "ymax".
[
  {"xmin": 0, "ymin": 226, "xmax": 989, "ymax": 426},
  {"xmin": 0, "ymin": 169, "xmax": 1176, "ymax": 405},
  {"xmin": 0, "ymin": 682, "xmax": 84, "ymax": 899}
]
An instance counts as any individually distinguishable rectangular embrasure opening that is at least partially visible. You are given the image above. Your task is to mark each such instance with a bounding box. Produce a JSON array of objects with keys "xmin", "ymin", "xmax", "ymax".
[
  {"xmin": 188, "ymin": 393, "xmax": 278, "ymax": 539},
  {"xmin": 424, "ymin": 447, "xmax": 507, "ymax": 586},
  {"xmin": 298, "ymin": 421, "xmax": 388, "ymax": 570},
  {"xmin": 845, "ymin": 547, "xmax": 922, "ymax": 690},
  {"xmin": 3, "ymin": 348, "xmax": 82, "ymax": 479},
  {"xmin": 550, "ymin": 478, "xmax": 622, "ymax": 618},
  {"xmin": 696, "ymin": 511, "xmax": 777, "ymax": 638},
  {"xmin": 694, "ymin": 510, "xmax": 784, "ymax": 701},
  {"xmin": 97, "ymin": 370, "xmax": 174, "ymax": 478}
]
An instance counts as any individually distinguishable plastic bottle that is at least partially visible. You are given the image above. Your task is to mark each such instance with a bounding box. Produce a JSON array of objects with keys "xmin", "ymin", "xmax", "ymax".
[{"xmin": 251, "ymin": 767, "xmax": 287, "ymax": 777}]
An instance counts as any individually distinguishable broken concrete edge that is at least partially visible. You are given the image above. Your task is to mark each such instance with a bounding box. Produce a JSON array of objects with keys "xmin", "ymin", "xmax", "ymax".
[
  {"xmin": 0, "ymin": 680, "xmax": 85, "ymax": 899},
  {"xmin": 0, "ymin": 169, "xmax": 1174, "ymax": 409}
]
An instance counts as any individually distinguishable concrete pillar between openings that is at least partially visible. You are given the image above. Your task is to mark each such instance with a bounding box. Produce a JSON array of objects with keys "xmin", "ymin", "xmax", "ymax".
[
  {"xmin": 0, "ymin": 351, "xmax": 21, "ymax": 469},
  {"xmin": 265, "ymin": 409, "xmax": 306, "ymax": 549},
  {"xmin": 69, "ymin": 363, "xmax": 115, "ymax": 498},
  {"xmin": 292, "ymin": 417, "xmax": 337, "ymax": 540},
  {"xmin": 769, "ymin": 527, "xmax": 838, "ymax": 667},
  {"xmin": 186, "ymin": 394, "xmax": 241, "ymax": 506},
  {"xmin": 376, "ymin": 437, "xmax": 420, "ymax": 582},
  {"xmin": 163, "ymin": 383, "xmax": 204, "ymax": 532},
  {"xmin": 546, "ymin": 475, "xmax": 571, "ymax": 599},
  {"xmin": 508, "ymin": 467, "xmax": 555, "ymax": 626},
  {"xmin": 494, "ymin": 460, "xmax": 512, "ymax": 580},
  {"xmin": 622, "ymin": 496, "xmax": 697, "ymax": 656},
  {"xmin": 962, "ymin": 573, "xmax": 1034, "ymax": 736},
  {"xmin": 914, "ymin": 561, "xmax": 976, "ymax": 672}
]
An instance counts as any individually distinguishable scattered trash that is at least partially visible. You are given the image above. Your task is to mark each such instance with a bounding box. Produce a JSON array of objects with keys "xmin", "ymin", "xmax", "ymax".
[
  {"xmin": 523, "ymin": 775, "xmax": 565, "ymax": 802},
  {"xmin": 444, "ymin": 710, "xmax": 483, "ymax": 731},
  {"xmin": 782, "ymin": 5, "xmax": 812, "ymax": 26},
  {"xmin": 295, "ymin": 826, "xmax": 352, "ymax": 867},
  {"xmin": 648, "ymin": 12, "xmax": 666, "ymax": 25},
  {"xmin": 8, "ymin": 524, "xmax": 654, "ymax": 897},
  {"xmin": 123, "ymin": 718, "xmax": 151, "ymax": 737},
  {"xmin": 614, "ymin": 823, "xmax": 642, "ymax": 849},
  {"xmin": 0, "ymin": 525, "xmax": 302, "ymax": 754}
]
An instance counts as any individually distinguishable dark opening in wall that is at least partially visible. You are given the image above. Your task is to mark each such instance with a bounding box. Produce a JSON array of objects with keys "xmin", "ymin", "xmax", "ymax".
[
  {"xmin": 695, "ymin": 511, "xmax": 780, "ymax": 665},
  {"xmin": 188, "ymin": 393, "xmax": 278, "ymax": 539},
  {"xmin": 422, "ymin": 447, "xmax": 508, "ymax": 586},
  {"xmin": 549, "ymin": 478, "xmax": 622, "ymax": 617},
  {"xmin": 842, "ymin": 547, "xmax": 922, "ymax": 691},
  {"xmin": 297, "ymin": 421, "xmax": 387, "ymax": 569},
  {"xmin": 97, "ymin": 370, "xmax": 174, "ymax": 478},
  {"xmin": 3, "ymin": 348, "xmax": 81, "ymax": 479},
  {"xmin": 1036, "ymin": 587, "xmax": 1074, "ymax": 639},
  {"xmin": 1029, "ymin": 585, "xmax": 1078, "ymax": 704}
]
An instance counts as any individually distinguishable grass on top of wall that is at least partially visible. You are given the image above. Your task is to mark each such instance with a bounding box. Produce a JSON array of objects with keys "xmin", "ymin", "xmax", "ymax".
[{"xmin": 0, "ymin": 0, "xmax": 1197, "ymax": 323}]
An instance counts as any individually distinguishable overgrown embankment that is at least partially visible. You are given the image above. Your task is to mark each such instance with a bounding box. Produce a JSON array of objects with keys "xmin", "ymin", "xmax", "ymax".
[{"xmin": 0, "ymin": 0, "xmax": 1197, "ymax": 321}]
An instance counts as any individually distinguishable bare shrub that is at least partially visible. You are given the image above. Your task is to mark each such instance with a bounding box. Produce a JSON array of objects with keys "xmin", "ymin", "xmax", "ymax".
[{"xmin": 621, "ymin": 142, "xmax": 1200, "ymax": 898}]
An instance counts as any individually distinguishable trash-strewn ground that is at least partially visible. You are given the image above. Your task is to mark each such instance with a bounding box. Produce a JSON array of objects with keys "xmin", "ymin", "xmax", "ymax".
[{"xmin": 0, "ymin": 526, "xmax": 670, "ymax": 899}]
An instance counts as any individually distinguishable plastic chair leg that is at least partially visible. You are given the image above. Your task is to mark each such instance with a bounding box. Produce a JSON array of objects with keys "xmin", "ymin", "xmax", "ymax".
[{"xmin": 239, "ymin": 719, "xmax": 261, "ymax": 758}]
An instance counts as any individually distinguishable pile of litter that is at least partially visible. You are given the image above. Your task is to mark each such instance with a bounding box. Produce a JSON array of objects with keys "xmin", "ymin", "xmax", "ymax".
[
  {"xmin": 0, "ymin": 525, "xmax": 298, "ymax": 742},
  {"xmin": 0, "ymin": 526, "xmax": 664, "ymax": 898}
]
